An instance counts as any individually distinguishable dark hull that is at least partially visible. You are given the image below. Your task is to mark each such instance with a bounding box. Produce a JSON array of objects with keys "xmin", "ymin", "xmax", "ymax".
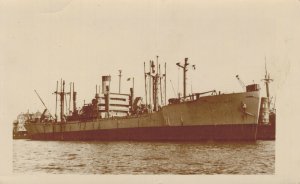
[
  {"xmin": 13, "ymin": 132, "xmax": 29, "ymax": 139},
  {"xmin": 256, "ymin": 124, "xmax": 275, "ymax": 140},
  {"xmin": 257, "ymin": 113, "xmax": 276, "ymax": 140},
  {"xmin": 29, "ymin": 124, "xmax": 258, "ymax": 141}
]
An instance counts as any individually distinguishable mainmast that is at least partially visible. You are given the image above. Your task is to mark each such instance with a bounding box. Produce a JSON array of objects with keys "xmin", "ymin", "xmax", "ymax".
[
  {"xmin": 146, "ymin": 56, "xmax": 166, "ymax": 111},
  {"xmin": 151, "ymin": 59, "xmax": 158, "ymax": 111}
]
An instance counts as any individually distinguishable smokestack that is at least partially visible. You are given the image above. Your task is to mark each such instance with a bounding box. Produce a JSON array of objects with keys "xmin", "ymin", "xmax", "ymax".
[{"xmin": 102, "ymin": 75, "xmax": 111, "ymax": 94}]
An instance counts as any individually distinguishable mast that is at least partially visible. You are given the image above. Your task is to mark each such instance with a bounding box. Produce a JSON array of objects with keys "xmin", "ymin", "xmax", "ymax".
[
  {"xmin": 131, "ymin": 77, "xmax": 135, "ymax": 113},
  {"xmin": 262, "ymin": 61, "xmax": 273, "ymax": 108},
  {"xmin": 145, "ymin": 56, "xmax": 164, "ymax": 110},
  {"xmin": 159, "ymin": 64, "xmax": 163, "ymax": 105},
  {"xmin": 60, "ymin": 79, "xmax": 65, "ymax": 122},
  {"xmin": 95, "ymin": 84, "xmax": 99, "ymax": 117},
  {"xmin": 55, "ymin": 81, "xmax": 58, "ymax": 121},
  {"xmin": 118, "ymin": 70, "xmax": 122, "ymax": 94},
  {"xmin": 144, "ymin": 62, "xmax": 148, "ymax": 107},
  {"xmin": 72, "ymin": 82, "xmax": 77, "ymax": 115},
  {"xmin": 151, "ymin": 59, "xmax": 158, "ymax": 111},
  {"xmin": 65, "ymin": 92, "xmax": 68, "ymax": 115},
  {"xmin": 164, "ymin": 62, "xmax": 166, "ymax": 105},
  {"xmin": 149, "ymin": 60, "xmax": 152, "ymax": 112},
  {"xmin": 156, "ymin": 56, "xmax": 159, "ymax": 110},
  {"xmin": 176, "ymin": 58, "xmax": 189, "ymax": 100},
  {"xmin": 53, "ymin": 80, "xmax": 68, "ymax": 121},
  {"xmin": 68, "ymin": 82, "xmax": 72, "ymax": 114}
]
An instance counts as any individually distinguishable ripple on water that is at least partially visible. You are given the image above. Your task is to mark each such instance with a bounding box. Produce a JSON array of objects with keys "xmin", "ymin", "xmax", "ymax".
[
  {"xmin": 13, "ymin": 140, "xmax": 275, "ymax": 174},
  {"xmin": 40, "ymin": 166, "xmax": 64, "ymax": 172}
]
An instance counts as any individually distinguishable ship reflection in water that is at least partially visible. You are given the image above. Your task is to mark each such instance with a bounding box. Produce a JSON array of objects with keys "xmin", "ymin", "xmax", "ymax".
[{"xmin": 13, "ymin": 140, "xmax": 274, "ymax": 174}]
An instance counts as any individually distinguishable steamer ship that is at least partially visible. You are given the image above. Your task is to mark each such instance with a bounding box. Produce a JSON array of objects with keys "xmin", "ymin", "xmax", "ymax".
[{"xmin": 24, "ymin": 57, "xmax": 275, "ymax": 141}]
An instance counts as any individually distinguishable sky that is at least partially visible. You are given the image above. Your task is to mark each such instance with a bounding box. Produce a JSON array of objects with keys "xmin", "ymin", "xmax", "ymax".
[
  {"xmin": 1, "ymin": 0, "xmax": 300, "ymax": 181},
  {"xmin": 1, "ymin": 0, "xmax": 297, "ymax": 119}
]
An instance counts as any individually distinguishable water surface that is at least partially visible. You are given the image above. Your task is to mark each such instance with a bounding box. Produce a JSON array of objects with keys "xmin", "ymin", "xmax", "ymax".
[{"xmin": 13, "ymin": 140, "xmax": 275, "ymax": 174}]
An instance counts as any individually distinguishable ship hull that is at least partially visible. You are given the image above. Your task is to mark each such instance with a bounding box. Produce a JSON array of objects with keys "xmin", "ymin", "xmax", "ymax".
[
  {"xmin": 256, "ymin": 124, "xmax": 275, "ymax": 140},
  {"xmin": 26, "ymin": 91, "xmax": 261, "ymax": 141},
  {"xmin": 13, "ymin": 131, "xmax": 29, "ymax": 139},
  {"xmin": 257, "ymin": 113, "xmax": 276, "ymax": 140},
  {"xmin": 29, "ymin": 124, "xmax": 258, "ymax": 141}
]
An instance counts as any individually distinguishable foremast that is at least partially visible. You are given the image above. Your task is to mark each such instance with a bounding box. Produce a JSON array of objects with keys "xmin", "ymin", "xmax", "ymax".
[{"xmin": 261, "ymin": 62, "xmax": 274, "ymax": 109}]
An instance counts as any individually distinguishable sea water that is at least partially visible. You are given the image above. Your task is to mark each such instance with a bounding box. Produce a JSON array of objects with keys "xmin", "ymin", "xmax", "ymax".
[{"xmin": 13, "ymin": 140, "xmax": 275, "ymax": 174}]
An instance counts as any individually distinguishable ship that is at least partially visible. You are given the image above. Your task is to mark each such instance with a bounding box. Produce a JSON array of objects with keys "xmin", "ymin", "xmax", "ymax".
[
  {"xmin": 13, "ymin": 111, "xmax": 42, "ymax": 139},
  {"xmin": 256, "ymin": 64, "xmax": 276, "ymax": 140},
  {"xmin": 24, "ymin": 57, "xmax": 276, "ymax": 141}
]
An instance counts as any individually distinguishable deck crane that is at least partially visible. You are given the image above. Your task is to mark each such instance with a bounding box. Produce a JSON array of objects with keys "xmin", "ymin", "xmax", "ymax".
[
  {"xmin": 236, "ymin": 75, "xmax": 246, "ymax": 91},
  {"xmin": 34, "ymin": 89, "xmax": 54, "ymax": 119}
]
